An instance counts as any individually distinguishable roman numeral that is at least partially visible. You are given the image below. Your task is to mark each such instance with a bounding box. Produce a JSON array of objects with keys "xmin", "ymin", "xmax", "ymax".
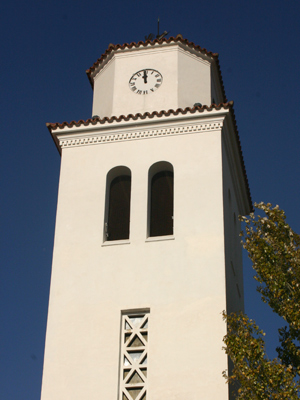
[
  {"xmin": 156, "ymin": 79, "xmax": 161, "ymax": 82},
  {"xmin": 155, "ymin": 83, "xmax": 160, "ymax": 88},
  {"xmin": 137, "ymin": 90, "xmax": 142, "ymax": 94},
  {"xmin": 131, "ymin": 86, "xmax": 137, "ymax": 91},
  {"xmin": 155, "ymin": 74, "xmax": 159, "ymax": 77},
  {"xmin": 143, "ymin": 90, "xmax": 148, "ymax": 95}
]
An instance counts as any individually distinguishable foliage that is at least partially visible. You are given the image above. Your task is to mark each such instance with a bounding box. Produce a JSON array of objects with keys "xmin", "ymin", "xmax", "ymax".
[{"xmin": 223, "ymin": 202, "xmax": 300, "ymax": 399}]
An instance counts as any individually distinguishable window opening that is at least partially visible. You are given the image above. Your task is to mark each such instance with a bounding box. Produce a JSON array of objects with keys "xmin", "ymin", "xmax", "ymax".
[
  {"xmin": 150, "ymin": 170, "xmax": 173, "ymax": 237},
  {"xmin": 105, "ymin": 167, "xmax": 131, "ymax": 241}
]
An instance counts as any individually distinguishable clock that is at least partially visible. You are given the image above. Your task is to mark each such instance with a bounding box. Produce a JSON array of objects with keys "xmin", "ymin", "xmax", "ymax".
[{"xmin": 129, "ymin": 69, "xmax": 163, "ymax": 95}]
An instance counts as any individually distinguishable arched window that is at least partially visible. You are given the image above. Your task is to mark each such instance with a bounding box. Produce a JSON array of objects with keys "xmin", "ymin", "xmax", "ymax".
[
  {"xmin": 148, "ymin": 162, "xmax": 174, "ymax": 237},
  {"xmin": 104, "ymin": 166, "xmax": 131, "ymax": 241}
]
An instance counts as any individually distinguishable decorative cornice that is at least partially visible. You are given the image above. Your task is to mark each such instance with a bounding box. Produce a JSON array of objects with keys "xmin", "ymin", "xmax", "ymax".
[{"xmin": 58, "ymin": 120, "xmax": 224, "ymax": 149}]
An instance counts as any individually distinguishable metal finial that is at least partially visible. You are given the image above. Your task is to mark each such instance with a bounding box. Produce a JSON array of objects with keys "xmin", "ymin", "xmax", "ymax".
[{"xmin": 145, "ymin": 18, "xmax": 169, "ymax": 42}]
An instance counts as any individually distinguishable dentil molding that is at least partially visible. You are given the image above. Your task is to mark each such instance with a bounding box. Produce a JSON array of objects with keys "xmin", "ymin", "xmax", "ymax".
[{"xmin": 58, "ymin": 120, "xmax": 224, "ymax": 149}]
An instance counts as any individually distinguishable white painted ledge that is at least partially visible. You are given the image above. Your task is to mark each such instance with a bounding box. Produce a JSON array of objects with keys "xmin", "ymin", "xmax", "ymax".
[
  {"xmin": 145, "ymin": 235, "xmax": 175, "ymax": 243},
  {"xmin": 102, "ymin": 239, "xmax": 130, "ymax": 247}
]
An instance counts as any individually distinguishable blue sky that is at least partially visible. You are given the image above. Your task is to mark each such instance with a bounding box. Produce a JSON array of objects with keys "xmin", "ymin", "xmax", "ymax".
[{"xmin": 1, "ymin": 1, "xmax": 300, "ymax": 399}]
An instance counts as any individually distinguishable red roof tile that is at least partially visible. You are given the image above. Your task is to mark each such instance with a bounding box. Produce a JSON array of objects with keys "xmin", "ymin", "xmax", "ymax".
[{"xmin": 46, "ymin": 102, "xmax": 232, "ymax": 131}]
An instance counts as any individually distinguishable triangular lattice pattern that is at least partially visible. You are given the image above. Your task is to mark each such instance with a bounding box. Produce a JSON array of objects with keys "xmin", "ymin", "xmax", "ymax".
[{"xmin": 120, "ymin": 313, "xmax": 149, "ymax": 400}]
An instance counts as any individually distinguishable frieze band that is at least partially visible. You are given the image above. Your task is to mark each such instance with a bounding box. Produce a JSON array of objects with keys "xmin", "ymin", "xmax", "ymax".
[{"xmin": 59, "ymin": 121, "xmax": 223, "ymax": 149}]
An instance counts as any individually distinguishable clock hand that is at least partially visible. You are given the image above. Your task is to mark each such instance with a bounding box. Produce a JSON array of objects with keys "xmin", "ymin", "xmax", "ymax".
[{"xmin": 142, "ymin": 70, "xmax": 148, "ymax": 84}]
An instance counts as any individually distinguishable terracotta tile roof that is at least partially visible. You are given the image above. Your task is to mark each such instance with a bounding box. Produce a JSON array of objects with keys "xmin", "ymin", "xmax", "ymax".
[
  {"xmin": 46, "ymin": 101, "xmax": 252, "ymax": 211},
  {"xmin": 46, "ymin": 102, "xmax": 232, "ymax": 131},
  {"xmin": 86, "ymin": 35, "xmax": 227, "ymax": 103}
]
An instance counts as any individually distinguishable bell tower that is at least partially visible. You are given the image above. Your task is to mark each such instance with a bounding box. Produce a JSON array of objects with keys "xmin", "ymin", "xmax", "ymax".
[{"xmin": 41, "ymin": 35, "xmax": 252, "ymax": 400}]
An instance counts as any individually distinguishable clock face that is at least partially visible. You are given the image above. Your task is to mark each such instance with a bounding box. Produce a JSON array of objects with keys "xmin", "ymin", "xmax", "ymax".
[{"xmin": 129, "ymin": 69, "xmax": 163, "ymax": 95}]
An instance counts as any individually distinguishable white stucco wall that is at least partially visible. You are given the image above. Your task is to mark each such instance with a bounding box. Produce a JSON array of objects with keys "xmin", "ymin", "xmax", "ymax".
[
  {"xmin": 42, "ymin": 37, "xmax": 251, "ymax": 398},
  {"xmin": 92, "ymin": 44, "xmax": 212, "ymax": 119},
  {"xmin": 178, "ymin": 47, "xmax": 211, "ymax": 109},
  {"xmin": 222, "ymin": 136, "xmax": 245, "ymax": 315},
  {"xmin": 92, "ymin": 57, "xmax": 115, "ymax": 118},
  {"xmin": 41, "ymin": 114, "xmax": 231, "ymax": 400}
]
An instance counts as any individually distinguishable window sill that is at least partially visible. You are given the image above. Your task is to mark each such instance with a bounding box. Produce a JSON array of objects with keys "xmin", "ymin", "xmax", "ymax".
[
  {"xmin": 102, "ymin": 239, "xmax": 130, "ymax": 247},
  {"xmin": 145, "ymin": 235, "xmax": 175, "ymax": 243}
]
